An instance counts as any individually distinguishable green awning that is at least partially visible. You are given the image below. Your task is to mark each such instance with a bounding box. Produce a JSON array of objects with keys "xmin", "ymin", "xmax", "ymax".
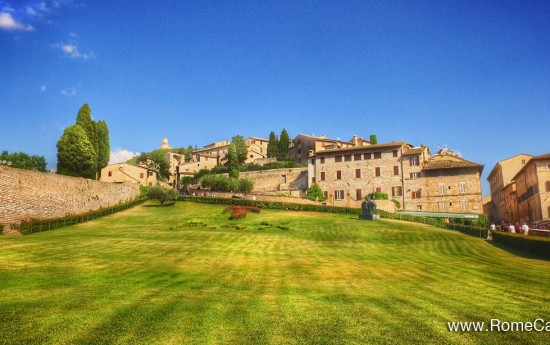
[{"xmin": 396, "ymin": 211, "xmax": 479, "ymax": 219}]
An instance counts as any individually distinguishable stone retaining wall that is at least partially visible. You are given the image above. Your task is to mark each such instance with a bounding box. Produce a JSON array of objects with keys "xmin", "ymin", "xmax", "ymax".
[{"xmin": 0, "ymin": 166, "xmax": 140, "ymax": 226}]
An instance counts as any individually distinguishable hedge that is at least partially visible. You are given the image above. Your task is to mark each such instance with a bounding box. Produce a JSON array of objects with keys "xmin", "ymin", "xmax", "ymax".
[
  {"xmin": 19, "ymin": 198, "xmax": 147, "ymax": 235},
  {"xmin": 491, "ymin": 231, "xmax": 550, "ymax": 258},
  {"xmin": 178, "ymin": 196, "xmax": 361, "ymax": 215}
]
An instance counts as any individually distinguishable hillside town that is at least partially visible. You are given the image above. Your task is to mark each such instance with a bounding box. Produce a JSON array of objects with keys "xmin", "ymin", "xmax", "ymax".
[{"xmin": 98, "ymin": 134, "xmax": 550, "ymax": 228}]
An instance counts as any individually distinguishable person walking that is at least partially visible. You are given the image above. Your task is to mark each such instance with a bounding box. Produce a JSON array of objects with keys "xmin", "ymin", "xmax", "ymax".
[{"xmin": 522, "ymin": 223, "xmax": 529, "ymax": 236}]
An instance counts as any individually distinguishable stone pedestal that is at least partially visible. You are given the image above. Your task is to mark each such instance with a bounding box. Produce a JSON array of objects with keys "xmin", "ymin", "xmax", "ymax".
[{"xmin": 359, "ymin": 214, "xmax": 380, "ymax": 221}]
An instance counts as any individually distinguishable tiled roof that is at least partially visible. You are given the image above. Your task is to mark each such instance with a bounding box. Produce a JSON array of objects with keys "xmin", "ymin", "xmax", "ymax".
[
  {"xmin": 422, "ymin": 157, "xmax": 483, "ymax": 171},
  {"xmin": 402, "ymin": 148, "xmax": 424, "ymax": 155},
  {"xmin": 315, "ymin": 141, "xmax": 406, "ymax": 154}
]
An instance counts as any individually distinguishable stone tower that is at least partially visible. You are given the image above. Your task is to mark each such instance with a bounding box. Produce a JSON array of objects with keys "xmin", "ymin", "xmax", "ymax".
[{"xmin": 161, "ymin": 138, "xmax": 171, "ymax": 149}]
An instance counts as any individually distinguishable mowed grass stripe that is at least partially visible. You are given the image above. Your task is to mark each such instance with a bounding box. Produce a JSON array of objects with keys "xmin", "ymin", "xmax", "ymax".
[{"xmin": 0, "ymin": 202, "xmax": 548, "ymax": 344}]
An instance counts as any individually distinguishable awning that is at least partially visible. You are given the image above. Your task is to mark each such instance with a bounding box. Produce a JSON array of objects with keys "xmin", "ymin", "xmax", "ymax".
[{"xmin": 396, "ymin": 211, "xmax": 480, "ymax": 219}]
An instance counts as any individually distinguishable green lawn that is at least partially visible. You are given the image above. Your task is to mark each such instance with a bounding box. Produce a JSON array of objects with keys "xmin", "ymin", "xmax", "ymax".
[{"xmin": 1, "ymin": 202, "xmax": 549, "ymax": 344}]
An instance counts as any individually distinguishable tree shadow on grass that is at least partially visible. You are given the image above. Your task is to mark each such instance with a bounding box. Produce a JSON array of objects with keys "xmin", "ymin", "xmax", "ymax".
[
  {"xmin": 143, "ymin": 202, "xmax": 176, "ymax": 208},
  {"xmin": 487, "ymin": 240, "xmax": 550, "ymax": 262}
]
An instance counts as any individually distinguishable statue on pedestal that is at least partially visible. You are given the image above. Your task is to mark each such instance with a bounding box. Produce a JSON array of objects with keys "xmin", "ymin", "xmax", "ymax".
[{"xmin": 359, "ymin": 193, "xmax": 380, "ymax": 221}]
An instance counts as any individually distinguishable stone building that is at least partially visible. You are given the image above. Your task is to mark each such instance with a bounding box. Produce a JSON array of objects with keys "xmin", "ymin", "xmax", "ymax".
[
  {"xmin": 512, "ymin": 153, "xmax": 550, "ymax": 224},
  {"xmin": 307, "ymin": 142, "xmax": 484, "ymax": 215},
  {"xmin": 487, "ymin": 154, "xmax": 532, "ymax": 222},
  {"xmin": 100, "ymin": 163, "xmax": 158, "ymax": 187},
  {"xmin": 290, "ymin": 134, "xmax": 369, "ymax": 165}
]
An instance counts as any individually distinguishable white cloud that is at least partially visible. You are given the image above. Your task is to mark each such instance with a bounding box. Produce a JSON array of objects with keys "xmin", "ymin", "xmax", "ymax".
[
  {"xmin": 0, "ymin": 11, "xmax": 34, "ymax": 31},
  {"xmin": 53, "ymin": 42, "xmax": 95, "ymax": 59},
  {"xmin": 60, "ymin": 86, "xmax": 77, "ymax": 97},
  {"xmin": 109, "ymin": 149, "xmax": 140, "ymax": 165}
]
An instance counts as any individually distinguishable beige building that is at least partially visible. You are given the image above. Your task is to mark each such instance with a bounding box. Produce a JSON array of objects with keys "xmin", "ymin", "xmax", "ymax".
[
  {"xmin": 308, "ymin": 143, "xmax": 484, "ymax": 214},
  {"xmin": 487, "ymin": 154, "xmax": 532, "ymax": 222},
  {"xmin": 512, "ymin": 154, "xmax": 550, "ymax": 224},
  {"xmin": 100, "ymin": 163, "xmax": 158, "ymax": 187},
  {"xmin": 290, "ymin": 134, "xmax": 369, "ymax": 165}
]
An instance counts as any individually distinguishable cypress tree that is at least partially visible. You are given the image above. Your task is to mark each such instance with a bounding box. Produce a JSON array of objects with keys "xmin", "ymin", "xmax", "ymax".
[
  {"xmin": 267, "ymin": 131, "xmax": 278, "ymax": 158},
  {"xmin": 232, "ymin": 135, "xmax": 248, "ymax": 165},
  {"xmin": 75, "ymin": 104, "xmax": 98, "ymax": 157},
  {"xmin": 278, "ymin": 128, "xmax": 290, "ymax": 161},
  {"xmin": 95, "ymin": 120, "xmax": 110, "ymax": 177},
  {"xmin": 227, "ymin": 143, "xmax": 239, "ymax": 178}
]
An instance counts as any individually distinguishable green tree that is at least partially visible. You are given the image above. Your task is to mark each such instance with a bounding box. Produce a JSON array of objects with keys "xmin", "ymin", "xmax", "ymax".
[
  {"xmin": 237, "ymin": 178, "xmax": 253, "ymax": 193},
  {"xmin": 95, "ymin": 120, "xmax": 110, "ymax": 177},
  {"xmin": 267, "ymin": 131, "xmax": 279, "ymax": 158},
  {"xmin": 0, "ymin": 151, "xmax": 47, "ymax": 172},
  {"xmin": 147, "ymin": 184, "xmax": 178, "ymax": 205},
  {"xmin": 304, "ymin": 183, "xmax": 326, "ymax": 201},
  {"xmin": 75, "ymin": 104, "xmax": 98, "ymax": 157},
  {"xmin": 370, "ymin": 134, "xmax": 378, "ymax": 145},
  {"xmin": 56, "ymin": 124, "xmax": 97, "ymax": 179},
  {"xmin": 227, "ymin": 143, "xmax": 239, "ymax": 178},
  {"xmin": 232, "ymin": 135, "xmax": 248, "ymax": 164},
  {"xmin": 148, "ymin": 149, "xmax": 171, "ymax": 180},
  {"xmin": 277, "ymin": 128, "xmax": 290, "ymax": 161}
]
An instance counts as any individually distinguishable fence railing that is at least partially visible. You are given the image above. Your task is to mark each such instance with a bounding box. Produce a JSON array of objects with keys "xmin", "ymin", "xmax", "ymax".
[{"xmin": 18, "ymin": 198, "xmax": 147, "ymax": 235}]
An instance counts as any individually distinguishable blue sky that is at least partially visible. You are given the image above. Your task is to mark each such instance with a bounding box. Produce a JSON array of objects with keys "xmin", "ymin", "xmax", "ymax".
[{"xmin": 1, "ymin": 0, "xmax": 549, "ymax": 195}]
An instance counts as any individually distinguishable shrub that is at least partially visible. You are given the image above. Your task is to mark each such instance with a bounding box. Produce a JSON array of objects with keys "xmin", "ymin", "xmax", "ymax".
[
  {"xmin": 391, "ymin": 199, "xmax": 401, "ymax": 209},
  {"xmin": 303, "ymin": 183, "xmax": 326, "ymax": 201},
  {"xmin": 147, "ymin": 185, "xmax": 179, "ymax": 205},
  {"xmin": 201, "ymin": 175, "xmax": 253, "ymax": 193},
  {"xmin": 492, "ymin": 232, "xmax": 550, "ymax": 258},
  {"xmin": 372, "ymin": 192, "xmax": 388, "ymax": 200}
]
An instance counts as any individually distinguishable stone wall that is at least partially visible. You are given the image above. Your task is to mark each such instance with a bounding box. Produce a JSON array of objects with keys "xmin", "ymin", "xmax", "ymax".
[
  {"xmin": 0, "ymin": 166, "xmax": 140, "ymax": 225},
  {"xmin": 239, "ymin": 168, "xmax": 308, "ymax": 196}
]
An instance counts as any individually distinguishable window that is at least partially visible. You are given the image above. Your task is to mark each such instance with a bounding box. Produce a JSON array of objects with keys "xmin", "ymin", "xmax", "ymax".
[
  {"xmin": 108, "ymin": 171, "xmax": 112, "ymax": 177},
  {"xmin": 311, "ymin": 159, "xmax": 315, "ymax": 165},
  {"xmin": 410, "ymin": 172, "xmax": 420, "ymax": 178},
  {"xmin": 460, "ymin": 201, "xmax": 468, "ymax": 211},
  {"xmin": 320, "ymin": 156, "xmax": 325, "ymax": 164},
  {"xmin": 311, "ymin": 177, "xmax": 315, "ymax": 184},
  {"xmin": 364, "ymin": 153, "xmax": 372, "ymax": 160},
  {"xmin": 354, "ymin": 153, "xmax": 362, "ymax": 161},
  {"xmin": 323, "ymin": 191, "xmax": 328, "ymax": 200},
  {"xmin": 546, "ymin": 181, "xmax": 550, "ymax": 192},
  {"xmin": 438, "ymin": 183, "xmax": 445, "ymax": 195},
  {"xmin": 320, "ymin": 172, "xmax": 325, "ymax": 181},
  {"xmin": 393, "ymin": 150, "xmax": 398, "ymax": 157},
  {"xmin": 393, "ymin": 166, "xmax": 399, "ymax": 175},
  {"xmin": 356, "ymin": 189, "xmax": 362, "ymax": 200},
  {"xmin": 344, "ymin": 154, "xmax": 352, "ymax": 162},
  {"xmin": 439, "ymin": 202, "xmax": 446, "ymax": 212},
  {"xmin": 376, "ymin": 187, "xmax": 382, "ymax": 192},
  {"xmin": 148, "ymin": 171, "xmax": 154, "ymax": 177},
  {"xmin": 281, "ymin": 175, "xmax": 287, "ymax": 184},
  {"xmin": 335, "ymin": 155, "xmax": 342, "ymax": 162},
  {"xmin": 140, "ymin": 173, "xmax": 144, "ymax": 179},
  {"xmin": 459, "ymin": 182, "xmax": 466, "ymax": 194},
  {"xmin": 392, "ymin": 186, "xmax": 403, "ymax": 197},
  {"xmin": 149, "ymin": 182, "xmax": 153, "ymax": 187},
  {"xmin": 336, "ymin": 170, "xmax": 342, "ymax": 180},
  {"xmin": 521, "ymin": 159, "xmax": 526, "ymax": 164},
  {"xmin": 459, "ymin": 168, "xmax": 465, "ymax": 175},
  {"xmin": 355, "ymin": 169, "xmax": 361, "ymax": 178},
  {"xmin": 335, "ymin": 190, "xmax": 345, "ymax": 200},
  {"xmin": 410, "ymin": 156, "xmax": 419, "ymax": 166},
  {"xmin": 416, "ymin": 205, "xmax": 423, "ymax": 210},
  {"xmin": 375, "ymin": 167, "xmax": 381, "ymax": 177},
  {"xmin": 412, "ymin": 191, "xmax": 421, "ymax": 199},
  {"xmin": 374, "ymin": 152, "xmax": 382, "ymax": 159}
]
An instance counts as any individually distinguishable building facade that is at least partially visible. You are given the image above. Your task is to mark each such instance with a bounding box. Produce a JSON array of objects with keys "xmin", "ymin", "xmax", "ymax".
[
  {"xmin": 100, "ymin": 163, "xmax": 158, "ymax": 187},
  {"xmin": 308, "ymin": 143, "xmax": 484, "ymax": 214},
  {"xmin": 512, "ymin": 154, "xmax": 550, "ymax": 224},
  {"xmin": 487, "ymin": 154, "xmax": 533, "ymax": 223}
]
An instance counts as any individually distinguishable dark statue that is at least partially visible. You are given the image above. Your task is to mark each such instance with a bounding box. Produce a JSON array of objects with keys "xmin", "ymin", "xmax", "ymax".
[{"xmin": 359, "ymin": 193, "xmax": 380, "ymax": 221}]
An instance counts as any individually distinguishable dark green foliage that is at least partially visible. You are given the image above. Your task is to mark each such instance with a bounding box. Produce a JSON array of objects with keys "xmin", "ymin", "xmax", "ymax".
[
  {"xmin": 95, "ymin": 120, "xmax": 110, "ymax": 177},
  {"xmin": 267, "ymin": 131, "xmax": 279, "ymax": 158},
  {"xmin": 139, "ymin": 186, "xmax": 149, "ymax": 198},
  {"xmin": 239, "ymin": 161, "xmax": 302, "ymax": 172},
  {"xmin": 201, "ymin": 175, "xmax": 253, "ymax": 193},
  {"xmin": 277, "ymin": 128, "xmax": 290, "ymax": 161},
  {"xmin": 0, "ymin": 150, "xmax": 47, "ymax": 172},
  {"xmin": 181, "ymin": 176, "xmax": 194, "ymax": 186},
  {"xmin": 304, "ymin": 183, "xmax": 326, "ymax": 201},
  {"xmin": 231, "ymin": 135, "xmax": 248, "ymax": 165},
  {"xmin": 372, "ymin": 192, "xmax": 388, "ymax": 200},
  {"xmin": 75, "ymin": 104, "xmax": 98, "ymax": 156},
  {"xmin": 147, "ymin": 185, "xmax": 179, "ymax": 205},
  {"xmin": 491, "ymin": 232, "xmax": 550, "ymax": 258},
  {"xmin": 194, "ymin": 169, "xmax": 212, "ymax": 179},
  {"xmin": 210, "ymin": 165, "xmax": 229, "ymax": 175},
  {"xmin": 227, "ymin": 143, "xmax": 239, "ymax": 178},
  {"xmin": 56, "ymin": 124, "xmax": 97, "ymax": 179},
  {"xmin": 369, "ymin": 134, "xmax": 378, "ymax": 144},
  {"xmin": 148, "ymin": 150, "xmax": 171, "ymax": 180},
  {"xmin": 391, "ymin": 199, "xmax": 401, "ymax": 209}
]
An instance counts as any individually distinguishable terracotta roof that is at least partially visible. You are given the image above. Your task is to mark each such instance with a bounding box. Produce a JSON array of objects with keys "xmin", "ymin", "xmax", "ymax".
[
  {"xmin": 402, "ymin": 148, "xmax": 424, "ymax": 155},
  {"xmin": 422, "ymin": 157, "xmax": 483, "ymax": 171},
  {"xmin": 314, "ymin": 141, "xmax": 407, "ymax": 155}
]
